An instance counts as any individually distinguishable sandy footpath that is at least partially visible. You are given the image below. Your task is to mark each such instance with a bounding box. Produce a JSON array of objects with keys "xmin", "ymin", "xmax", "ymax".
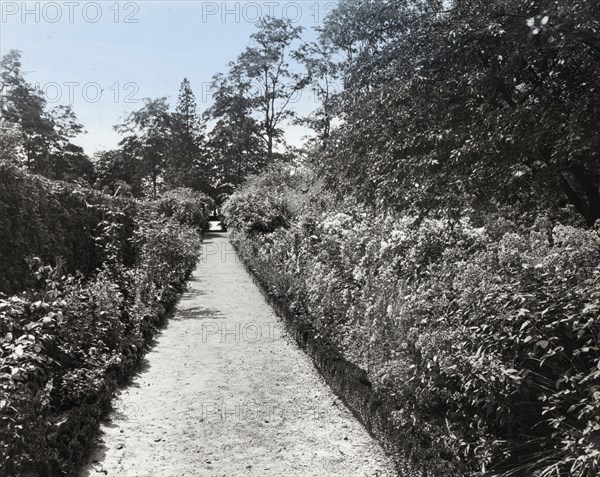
[{"xmin": 79, "ymin": 233, "xmax": 395, "ymax": 477}]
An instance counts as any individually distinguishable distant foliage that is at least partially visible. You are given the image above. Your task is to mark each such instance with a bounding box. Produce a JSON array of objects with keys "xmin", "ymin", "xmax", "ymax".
[
  {"xmin": 154, "ymin": 187, "xmax": 214, "ymax": 232},
  {"xmin": 0, "ymin": 50, "xmax": 93, "ymax": 182},
  {"xmin": 165, "ymin": 78, "xmax": 212, "ymax": 196},
  {"xmin": 225, "ymin": 172, "xmax": 600, "ymax": 477},
  {"xmin": 223, "ymin": 166, "xmax": 308, "ymax": 235}
]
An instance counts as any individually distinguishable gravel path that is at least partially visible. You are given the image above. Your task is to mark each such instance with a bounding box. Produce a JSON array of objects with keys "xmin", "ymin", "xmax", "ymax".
[{"xmin": 79, "ymin": 233, "xmax": 395, "ymax": 477}]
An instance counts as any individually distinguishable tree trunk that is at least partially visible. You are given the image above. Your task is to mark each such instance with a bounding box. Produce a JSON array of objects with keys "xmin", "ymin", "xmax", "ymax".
[
  {"xmin": 152, "ymin": 167, "xmax": 157, "ymax": 199},
  {"xmin": 267, "ymin": 134, "xmax": 273, "ymax": 161},
  {"xmin": 559, "ymin": 164, "xmax": 600, "ymax": 226}
]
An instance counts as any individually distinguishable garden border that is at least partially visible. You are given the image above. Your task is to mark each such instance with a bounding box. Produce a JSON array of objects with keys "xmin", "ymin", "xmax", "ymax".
[
  {"xmin": 231, "ymin": 239, "xmax": 459, "ymax": 477},
  {"xmin": 40, "ymin": 269, "xmax": 195, "ymax": 477}
]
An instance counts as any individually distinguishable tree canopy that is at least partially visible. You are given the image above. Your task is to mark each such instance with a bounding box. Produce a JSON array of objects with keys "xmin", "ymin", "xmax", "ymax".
[
  {"xmin": 4, "ymin": 3, "xmax": 600, "ymax": 226},
  {"xmin": 315, "ymin": 0, "xmax": 600, "ymax": 225},
  {"xmin": 0, "ymin": 49, "xmax": 93, "ymax": 182}
]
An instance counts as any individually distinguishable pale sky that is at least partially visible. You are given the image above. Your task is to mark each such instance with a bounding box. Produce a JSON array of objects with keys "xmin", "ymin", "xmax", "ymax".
[{"xmin": 0, "ymin": 0, "xmax": 338, "ymax": 154}]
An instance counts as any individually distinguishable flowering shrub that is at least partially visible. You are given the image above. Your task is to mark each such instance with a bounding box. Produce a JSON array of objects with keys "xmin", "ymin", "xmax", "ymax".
[{"xmin": 225, "ymin": 172, "xmax": 600, "ymax": 477}]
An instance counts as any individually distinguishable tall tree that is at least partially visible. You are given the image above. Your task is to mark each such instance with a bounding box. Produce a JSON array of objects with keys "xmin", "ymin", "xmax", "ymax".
[
  {"xmin": 46, "ymin": 104, "xmax": 92, "ymax": 182},
  {"xmin": 166, "ymin": 78, "xmax": 210, "ymax": 194},
  {"xmin": 0, "ymin": 50, "xmax": 53, "ymax": 170},
  {"xmin": 230, "ymin": 16, "xmax": 307, "ymax": 160},
  {"xmin": 318, "ymin": 0, "xmax": 600, "ymax": 224},
  {"xmin": 206, "ymin": 71, "xmax": 265, "ymax": 201},
  {"xmin": 0, "ymin": 50, "xmax": 91, "ymax": 180},
  {"xmin": 115, "ymin": 98, "xmax": 172, "ymax": 199},
  {"xmin": 295, "ymin": 38, "xmax": 340, "ymax": 148}
]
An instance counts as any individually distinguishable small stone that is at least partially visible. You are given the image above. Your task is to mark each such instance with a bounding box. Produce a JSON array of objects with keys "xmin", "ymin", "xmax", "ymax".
[
  {"xmin": 154, "ymin": 437, "xmax": 162, "ymax": 442},
  {"xmin": 116, "ymin": 443, "xmax": 124, "ymax": 450}
]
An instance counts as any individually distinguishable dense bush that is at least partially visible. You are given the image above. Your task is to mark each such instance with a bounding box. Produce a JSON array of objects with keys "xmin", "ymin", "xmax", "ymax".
[
  {"xmin": 0, "ymin": 162, "xmax": 137, "ymax": 294},
  {"xmin": 154, "ymin": 187, "xmax": 214, "ymax": 232},
  {"xmin": 223, "ymin": 166, "xmax": 308, "ymax": 235},
  {"xmin": 0, "ymin": 165, "xmax": 202, "ymax": 476},
  {"xmin": 225, "ymin": 169, "xmax": 600, "ymax": 476}
]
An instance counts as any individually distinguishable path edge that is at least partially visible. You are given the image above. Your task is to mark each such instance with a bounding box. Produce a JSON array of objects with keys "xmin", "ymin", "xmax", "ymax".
[{"xmin": 65, "ymin": 264, "xmax": 198, "ymax": 477}]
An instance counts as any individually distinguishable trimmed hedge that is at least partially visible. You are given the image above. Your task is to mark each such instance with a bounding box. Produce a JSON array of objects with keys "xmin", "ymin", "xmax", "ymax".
[
  {"xmin": 0, "ymin": 164, "xmax": 214, "ymax": 295},
  {"xmin": 0, "ymin": 163, "xmax": 204, "ymax": 476},
  {"xmin": 0, "ymin": 162, "xmax": 136, "ymax": 294}
]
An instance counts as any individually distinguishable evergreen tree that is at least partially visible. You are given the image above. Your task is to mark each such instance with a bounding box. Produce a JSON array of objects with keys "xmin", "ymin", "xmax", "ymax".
[
  {"xmin": 166, "ymin": 78, "xmax": 211, "ymax": 195},
  {"xmin": 206, "ymin": 71, "xmax": 265, "ymax": 202}
]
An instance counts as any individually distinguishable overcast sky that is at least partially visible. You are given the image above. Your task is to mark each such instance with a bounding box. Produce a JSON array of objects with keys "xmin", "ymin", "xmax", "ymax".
[{"xmin": 1, "ymin": 1, "xmax": 337, "ymax": 154}]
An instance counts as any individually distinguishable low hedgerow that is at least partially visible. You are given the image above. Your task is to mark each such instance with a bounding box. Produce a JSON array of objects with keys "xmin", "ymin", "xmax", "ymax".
[
  {"xmin": 0, "ymin": 213, "xmax": 201, "ymax": 476},
  {"xmin": 225, "ymin": 168, "xmax": 600, "ymax": 477},
  {"xmin": 0, "ymin": 167, "xmax": 203, "ymax": 476}
]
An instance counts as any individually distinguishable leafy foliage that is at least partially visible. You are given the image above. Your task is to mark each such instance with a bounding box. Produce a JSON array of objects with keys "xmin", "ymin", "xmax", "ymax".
[
  {"xmin": 225, "ymin": 171, "xmax": 600, "ymax": 476},
  {"xmin": 316, "ymin": 0, "xmax": 600, "ymax": 225},
  {"xmin": 93, "ymin": 149, "xmax": 143, "ymax": 197},
  {"xmin": 154, "ymin": 187, "xmax": 214, "ymax": 231},
  {"xmin": 222, "ymin": 166, "xmax": 307, "ymax": 235},
  {"xmin": 0, "ymin": 50, "xmax": 93, "ymax": 182},
  {"xmin": 206, "ymin": 70, "xmax": 267, "ymax": 201},
  {"xmin": 232, "ymin": 16, "xmax": 307, "ymax": 159},
  {"xmin": 206, "ymin": 15, "xmax": 308, "ymax": 181},
  {"xmin": 0, "ymin": 162, "xmax": 136, "ymax": 294},
  {"xmin": 115, "ymin": 98, "xmax": 173, "ymax": 199},
  {"xmin": 0, "ymin": 169, "xmax": 202, "ymax": 476}
]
